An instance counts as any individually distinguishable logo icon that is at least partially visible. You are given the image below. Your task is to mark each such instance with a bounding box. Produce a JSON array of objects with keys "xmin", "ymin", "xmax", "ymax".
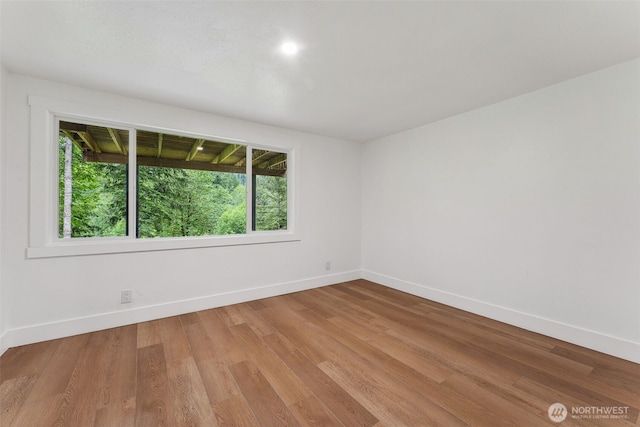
[{"xmin": 548, "ymin": 403, "xmax": 568, "ymax": 423}]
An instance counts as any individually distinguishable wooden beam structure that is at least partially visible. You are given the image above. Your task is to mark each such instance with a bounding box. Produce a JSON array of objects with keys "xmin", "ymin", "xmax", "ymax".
[
  {"xmin": 107, "ymin": 128, "xmax": 127, "ymax": 155},
  {"xmin": 251, "ymin": 149, "xmax": 270, "ymax": 165},
  {"xmin": 59, "ymin": 121, "xmax": 87, "ymax": 132},
  {"xmin": 83, "ymin": 152, "xmax": 285, "ymax": 177},
  {"xmin": 76, "ymin": 131, "xmax": 102, "ymax": 153},
  {"xmin": 211, "ymin": 144, "xmax": 242, "ymax": 164},
  {"xmin": 259, "ymin": 153, "xmax": 287, "ymax": 170},
  {"xmin": 62, "ymin": 130, "xmax": 84, "ymax": 151},
  {"xmin": 156, "ymin": 133, "xmax": 163, "ymax": 158},
  {"xmin": 60, "ymin": 121, "xmax": 286, "ymax": 176},
  {"xmin": 185, "ymin": 139, "xmax": 205, "ymax": 161}
]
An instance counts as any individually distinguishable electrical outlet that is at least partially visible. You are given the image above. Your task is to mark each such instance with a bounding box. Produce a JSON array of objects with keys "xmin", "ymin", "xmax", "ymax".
[
  {"xmin": 121, "ymin": 289, "xmax": 133, "ymax": 304},
  {"xmin": 325, "ymin": 261, "xmax": 331, "ymax": 271}
]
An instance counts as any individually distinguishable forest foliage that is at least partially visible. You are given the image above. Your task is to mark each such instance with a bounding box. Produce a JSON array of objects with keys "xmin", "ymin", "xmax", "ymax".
[{"xmin": 58, "ymin": 137, "xmax": 287, "ymax": 238}]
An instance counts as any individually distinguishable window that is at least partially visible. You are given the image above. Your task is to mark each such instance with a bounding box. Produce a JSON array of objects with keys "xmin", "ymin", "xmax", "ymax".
[
  {"xmin": 252, "ymin": 149, "xmax": 288, "ymax": 231},
  {"xmin": 58, "ymin": 122, "xmax": 129, "ymax": 238},
  {"xmin": 58, "ymin": 119, "xmax": 289, "ymax": 240},
  {"xmin": 28, "ymin": 96, "xmax": 297, "ymax": 257}
]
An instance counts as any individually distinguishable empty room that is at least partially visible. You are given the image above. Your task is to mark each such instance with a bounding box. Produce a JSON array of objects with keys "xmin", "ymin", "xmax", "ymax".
[{"xmin": 0, "ymin": 1, "xmax": 639, "ymax": 426}]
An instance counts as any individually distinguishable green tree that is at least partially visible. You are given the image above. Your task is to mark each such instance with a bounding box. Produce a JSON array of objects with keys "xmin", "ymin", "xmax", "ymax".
[
  {"xmin": 255, "ymin": 175, "xmax": 287, "ymax": 230},
  {"xmin": 215, "ymin": 200, "xmax": 247, "ymax": 235},
  {"xmin": 137, "ymin": 167, "xmax": 246, "ymax": 238},
  {"xmin": 58, "ymin": 138, "xmax": 126, "ymax": 238}
]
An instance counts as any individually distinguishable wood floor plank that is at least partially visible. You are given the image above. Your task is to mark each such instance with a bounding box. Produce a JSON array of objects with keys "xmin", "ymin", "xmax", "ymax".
[
  {"xmin": 294, "ymin": 308, "xmax": 389, "ymax": 365},
  {"xmin": 338, "ymin": 281, "xmax": 441, "ymax": 318},
  {"xmin": 8, "ymin": 392, "xmax": 65, "ymax": 427},
  {"xmin": 52, "ymin": 330, "xmax": 115, "ymax": 426},
  {"xmin": 93, "ymin": 397, "xmax": 136, "ymax": 427},
  {"xmin": 135, "ymin": 343, "xmax": 175, "ymax": 427},
  {"xmin": 332, "ymin": 281, "xmax": 375, "ymax": 301},
  {"xmin": 287, "ymin": 290, "xmax": 340, "ymax": 318},
  {"xmin": 293, "ymin": 310, "xmax": 468, "ymax": 425},
  {"xmin": 0, "ymin": 339, "xmax": 59, "ymax": 381},
  {"xmin": 590, "ymin": 366, "xmax": 640, "ymax": 394},
  {"xmin": 356, "ymin": 293, "xmax": 478, "ymax": 344},
  {"xmin": 289, "ymin": 395, "xmax": 344, "ymax": 427},
  {"xmin": 329, "ymin": 313, "xmax": 454, "ymax": 383},
  {"xmin": 229, "ymin": 322, "xmax": 312, "ymax": 406},
  {"xmin": 263, "ymin": 332, "xmax": 379, "ymax": 427},
  {"xmin": 230, "ymin": 302, "xmax": 276, "ymax": 337},
  {"xmin": 178, "ymin": 312, "xmax": 201, "ymax": 327},
  {"xmin": 313, "ymin": 289, "xmax": 378, "ymax": 327},
  {"xmin": 1, "ymin": 280, "xmax": 638, "ymax": 427},
  {"xmin": 461, "ymin": 335, "xmax": 640, "ymax": 414},
  {"xmin": 213, "ymin": 394, "xmax": 261, "ymax": 427},
  {"xmin": 367, "ymin": 329, "xmax": 455, "ymax": 383},
  {"xmin": 182, "ymin": 320, "xmax": 241, "ymax": 404},
  {"xmin": 191, "ymin": 357, "xmax": 239, "ymax": 407},
  {"xmin": 229, "ymin": 360, "xmax": 301, "ymax": 426},
  {"xmin": 261, "ymin": 294, "xmax": 307, "ymax": 311},
  {"xmin": 246, "ymin": 299, "xmax": 267, "ymax": 310},
  {"xmin": 327, "ymin": 313, "xmax": 386, "ymax": 343},
  {"xmin": 469, "ymin": 333, "xmax": 594, "ymax": 379},
  {"xmin": 552, "ymin": 343, "xmax": 640, "ymax": 384},
  {"xmin": 23, "ymin": 332, "xmax": 88, "ymax": 405},
  {"xmin": 95, "ymin": 324, "xmax": 137, "ymax": 409},
  {"xmin": 93, "ymin": 324, "xmax": 137, "ymax": 427},
  {"xmin": 258, "ymin": 306, "xmax": 328, "ymax": 365},
  {"xmin": 342, "ymin": 280, "xmax": 426, "ymax": 306},
  {"xmin": 159, "ymin": 315, "xmax": 193, "ymax": 363},
  {"xmin": 442, "ymin": 373, "xmax": 568, "ymax": 426},
  {"xmin": 425, "ymin": 305, "xmax": 557, "ymax": 353},
  {"xmin": 0, "ymin": 375, "xmax": 37, "ymax": 426},
  {"xmin": 356, "ymin": 331, "xmax": 512, "ymax": 425},
  {"xmin": 300, "ymin": 307, "xmax": 456, "ymax": 393},
  {"xmin": 384, "ymin": 322, "xmax": 523, "ymax": 385},
  {"xmin": 319, "ymin": 359, "xmax": 465, "ymax": 427},
  {"xmin": 218, "ymin": 304, "xmax": 247, "ymax": 327},
  {"xmin": 197, "ymin": 308, "xmax": 247, "ymax": 365},
  {"xmin": 137, "ymin": 319, "xmax": 162, "ymax": 349},
  {"xmin": 166, "ymin": 357, "xmax": 219, "ymax": 426},
  {"xmin": 181, "ymin": 318, "xmax": 221, "ymax": 363}
]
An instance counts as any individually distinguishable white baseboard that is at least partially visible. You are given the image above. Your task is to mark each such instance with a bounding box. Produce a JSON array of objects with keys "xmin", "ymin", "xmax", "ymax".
[
  {"xmin": 2, "ymin": 270, "xmax": 360, "ymax": 353},
  {"xmin": 0, "ymin": 331, "xmax": 8, "ymax": 357},
  {"xmin": 362, "ymin": 270, "xmax": 640, "ymax": 364}
]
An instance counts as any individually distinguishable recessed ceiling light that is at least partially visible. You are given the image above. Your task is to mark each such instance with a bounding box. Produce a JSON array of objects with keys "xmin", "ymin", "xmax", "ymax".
[
  {"xmin": 197, "ymin": 146, "xmax": 204, "ymax": 151},
  {"xmin": 280, "ymin": 41, "xmax": 299, "ymax": 56}
]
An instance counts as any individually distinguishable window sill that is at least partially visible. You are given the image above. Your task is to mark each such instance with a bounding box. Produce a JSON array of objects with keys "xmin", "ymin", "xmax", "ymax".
[{"xmin": 26, "ymin": 232, "xmax": 300, "ymax": 259}]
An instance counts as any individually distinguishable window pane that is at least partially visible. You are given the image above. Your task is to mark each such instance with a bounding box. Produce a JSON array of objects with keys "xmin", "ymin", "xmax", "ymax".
[
  {"xmin": 252, "ymin": 150, "xmax": 287, "ymax": 231},
  {"xmin": 136, "ymin": 130, "xmax": 247, "ymax": 237},
  {"xmin": 58, "ymin": 121, "xmax": 128, "ymax": 238}
]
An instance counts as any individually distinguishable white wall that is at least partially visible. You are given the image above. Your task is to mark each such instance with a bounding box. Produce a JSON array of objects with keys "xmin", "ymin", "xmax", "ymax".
[
  {"xmin": 362, "ymin": 59, "xmax": 640, "ymax": 363},
  {"xmin": 2, "ymin": 74, "xmax": 362, "ymax": 350},
  {"xmin": 0, "ymin": 65, "xmax": 7, "ymax": 354}
]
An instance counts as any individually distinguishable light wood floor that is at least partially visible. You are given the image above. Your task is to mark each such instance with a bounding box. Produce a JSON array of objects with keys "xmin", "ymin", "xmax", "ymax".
[{"xmin": 1, "ymin": 280, "xmax": 639, "ymax": 426}]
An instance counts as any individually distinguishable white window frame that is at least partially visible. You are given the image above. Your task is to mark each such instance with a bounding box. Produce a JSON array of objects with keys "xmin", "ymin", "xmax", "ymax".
[{"xmin": 27, "ymin": 95, "xmax": 299, "ymax": 258}]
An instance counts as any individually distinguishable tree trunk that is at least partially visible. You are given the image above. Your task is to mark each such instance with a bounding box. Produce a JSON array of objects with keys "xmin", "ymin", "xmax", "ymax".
[{"xmin": 63, "ymin": 137, "xmax": 73, "ymax": 238}]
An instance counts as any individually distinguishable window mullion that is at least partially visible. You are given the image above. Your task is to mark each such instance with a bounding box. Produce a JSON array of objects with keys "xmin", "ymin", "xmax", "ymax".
[
  {"xmin": 128, "ymin": 128, "xmax": 137, "ymax": 239},
  {"xmin": 246, "ymin": 146, "xmax": 253, "ymax": 234}
]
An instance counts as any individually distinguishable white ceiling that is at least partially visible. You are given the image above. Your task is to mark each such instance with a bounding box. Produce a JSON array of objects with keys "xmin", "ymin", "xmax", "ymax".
[{"xmin": 2, "ymin": 1, "xmax": 639, "ymax": 142}]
